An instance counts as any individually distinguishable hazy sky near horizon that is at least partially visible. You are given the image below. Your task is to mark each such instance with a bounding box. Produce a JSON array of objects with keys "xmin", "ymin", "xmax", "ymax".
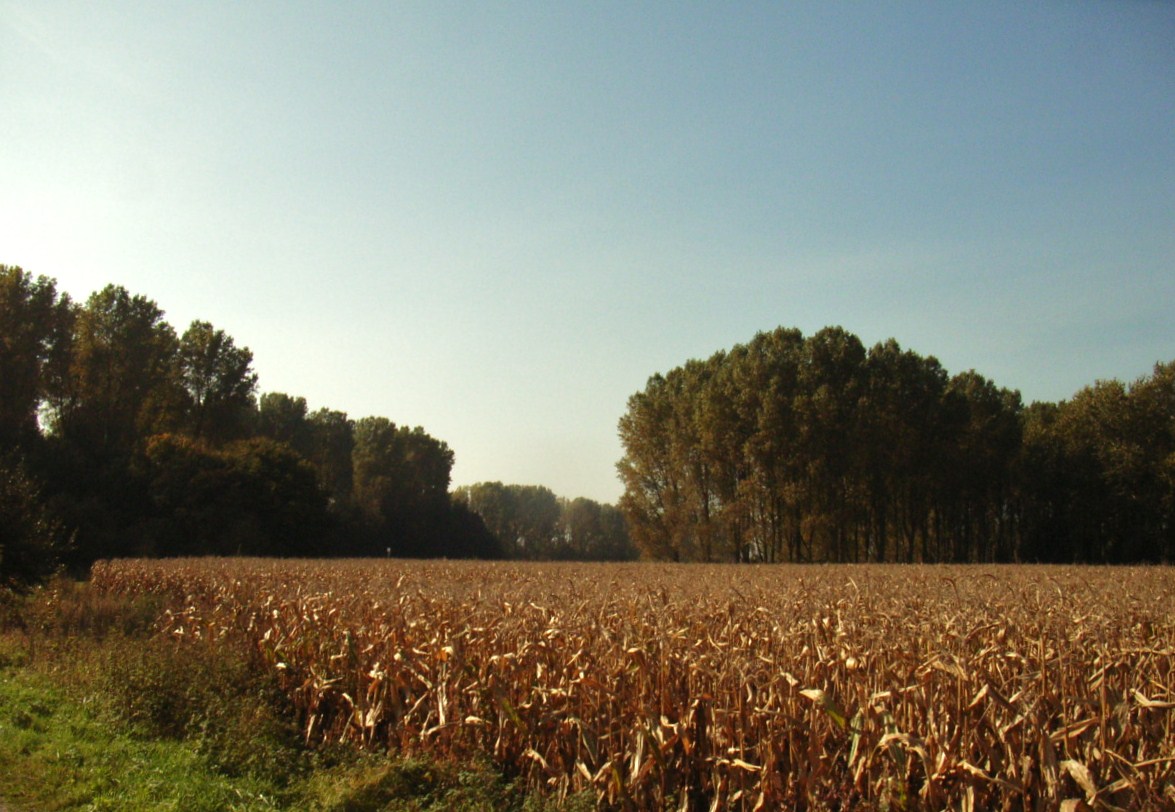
[{"xmin": 2, "ymin": 2, "xmax": 1172, "ymax": 503}]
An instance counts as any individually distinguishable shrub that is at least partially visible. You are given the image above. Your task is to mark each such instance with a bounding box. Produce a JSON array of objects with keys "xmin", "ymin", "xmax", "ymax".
[
  {"xmin": 0, "ymin": 455, "xmax": 65, "ymax": 590},
  {"xmin": 95, "ymin": 635, "xmax": 305, "ymax": 784}
]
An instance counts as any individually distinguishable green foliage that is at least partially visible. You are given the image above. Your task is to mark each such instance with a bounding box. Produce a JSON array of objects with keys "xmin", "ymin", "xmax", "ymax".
[
  {"xmin": 50, "ymin": 284, "xmax": 181, "ymax": 456},
  {"xmin": 0, "ymin": 670, "xmax": 289, "ymax": 811},
  {"xmin": 454, "ymin": 482, "xmax": 558, "ymax": 558},
  {"xmin": 558, "ymin": 497, "xmax": 634, "ymax": 560},
  {"xmin": 0, "ymin": 265, "xmax": 559, "ymax": 563},
  {"xmin": 0, "ymin": 583, "xmax": 298, "ymax": 809},
  {"xmin": 618, "ymin": 325, "xmax": 1174, "ymax": 563},
  {"xmin": 0, "ymin": 581, "xmax": 583, "ymax": 811},
  {"xmin": 304, "ymin": 756, "xmax": 524, "ymax": 811},
  {"xmin": 1040, "ymin": 363, "xmax": 1175, "ymax": 562},
  {"xmin": 142, "ymin": 433, "xmax": 333, "ymax": 556},
  {"xmin": 0, "ymin": 265, "xmax": 74, "ymax": 449},
  {"xmin": 258, "ymin": 391, "xmax": 313, "ymax": 448},
  {"xmin": 0, "ymin": 455, "xmax": 65, "ymax": 589},
  {"xmin": 455, "ymin": 482, "xmax": 635, "ymax": 560},
  {"xmin": 307, "ymin": 406, "xmax": 357, "ymax": 505},
  {"xmin": 178, "ymin": 319, "xmax": 258, "ymax": 442},
  {"xmin": 96, "ymin": 635, "xmax": 305, "ymax": 784},
  {"xmin": 258, "ymin": 394, "xmax": 357, "ymax": 508},
  {"xmin": 9, "ymin": 260, "xmax": 1170, "ymax": 565},
  {"xmin": 352, "ymin": 417, "xmax": 456, "ymax": 555}
]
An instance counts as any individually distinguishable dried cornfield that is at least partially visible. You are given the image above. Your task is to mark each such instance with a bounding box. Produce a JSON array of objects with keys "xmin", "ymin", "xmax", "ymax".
[{"xmin": 90, "ymin": 560, "xmax": 1175, "ymax": 810}]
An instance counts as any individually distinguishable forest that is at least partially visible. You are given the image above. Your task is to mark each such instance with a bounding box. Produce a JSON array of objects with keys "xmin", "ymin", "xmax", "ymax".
[
  {"xmin": 0, "ymin": 265, "xmax": 633, "ymax": 587},
  {"xmin": 3, "ymin": 264, "xmax": 1172, "ymax": 587},
  {"xmin": 617, "ymin": 326, "xmax": 1175, "ymax": 564}
]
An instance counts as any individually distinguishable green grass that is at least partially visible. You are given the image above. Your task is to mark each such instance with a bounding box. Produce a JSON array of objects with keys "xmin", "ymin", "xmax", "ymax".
[
  {"xmin": 0, "ymin": 668, "xmax": 284, "ymax": 811},
  {"xmin": 0, "ymin": 581, "xmax": 592, "ymax": 812}
]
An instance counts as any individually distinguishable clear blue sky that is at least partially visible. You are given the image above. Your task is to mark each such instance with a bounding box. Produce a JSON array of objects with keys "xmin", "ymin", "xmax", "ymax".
[{"xmin": 3, "ymin": 2, "xmax": 1172, "ymax": 503}]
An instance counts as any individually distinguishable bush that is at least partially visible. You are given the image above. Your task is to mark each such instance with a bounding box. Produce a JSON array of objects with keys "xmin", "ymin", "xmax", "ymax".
[
  {"xmin": 0, "ymin": 455, "xmax": 65, "ymax": 590},
  {"xmin": 95, "ymin": 635, "xmax": 306, "ymax": 784}
]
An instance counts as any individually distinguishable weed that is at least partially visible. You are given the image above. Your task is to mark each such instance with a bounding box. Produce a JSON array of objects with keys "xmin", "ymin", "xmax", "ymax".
[{"xmin": 0, "ymin": 575, "xmax": 581, "ymax": 810}]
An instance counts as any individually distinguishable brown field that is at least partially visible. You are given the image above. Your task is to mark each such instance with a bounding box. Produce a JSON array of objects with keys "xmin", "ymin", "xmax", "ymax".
[{"xmin": 90, "ymin": 560, "xmax": 1175, "ymax": 810}]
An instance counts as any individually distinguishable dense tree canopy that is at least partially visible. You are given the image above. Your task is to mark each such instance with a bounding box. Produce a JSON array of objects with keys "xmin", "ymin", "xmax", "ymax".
[
  {"xmin": 3, "ymin": 264, "xmax": 1168, "ymax": 580},
  {"xmin": 51, "ymin": 284, "xmax": 181, "ymax": 459},
  {"xmin": 177, "ymin": 320, "xmax": 257, "ymax": 442},
  {"xmin": 0, "ymin": 454, "xmax": 67, "ymax": 589},
  {"xmin": 0, "ymin": 267, "xmax": 73, "ymax": 448},
  {"xmin": 454, "ymin": 482, "xmax": 636, "ymax": 561},
  {"xmin": 618, "ymin": 327, "xmax": 1174, "ymax": 564},
  {"xmin": 141, "ymin": 434, "xmax": 330, "ymax": 557},
  {"xmin": 352, "ymin": 417, "xmax": 457, "ymax": 556},
  {"xmin": 0, "ymin": 266, "xmax": 519, "ymax": 579}
]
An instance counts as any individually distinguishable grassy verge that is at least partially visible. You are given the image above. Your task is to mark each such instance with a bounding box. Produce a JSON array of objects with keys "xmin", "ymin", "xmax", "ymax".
[
  {"xmin": 0, "ymin": 581, "xmax": 589, "ymax": 812},
  {"xmin": 0, "ymin": 666, "xmax": 284, "ymax": 810}
]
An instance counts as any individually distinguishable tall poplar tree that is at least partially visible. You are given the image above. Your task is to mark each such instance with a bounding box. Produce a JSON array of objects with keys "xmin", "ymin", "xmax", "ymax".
[
  {"xmin": 178, "ymin": 320, "xmax": 258, "ymax": 442},
  {"xmin": 0, "ymin": 266, "xmax": 73, "ymax": 449},
  {"xmin": 49, "ymin": 285, "xmax": 179, "ymax": 458}
]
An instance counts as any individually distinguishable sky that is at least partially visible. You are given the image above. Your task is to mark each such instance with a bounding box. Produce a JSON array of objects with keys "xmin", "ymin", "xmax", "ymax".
[{"xmin": 2, "ymin": 2, "xmax": 1173, "ymax": 504}]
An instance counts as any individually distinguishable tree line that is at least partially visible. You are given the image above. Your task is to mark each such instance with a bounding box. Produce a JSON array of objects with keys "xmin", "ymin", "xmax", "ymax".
[
  {"xmin": 0, "ymin": 265, "xmax": 629, "ymax": 586},
  {"xmin": 617, "ymin": 326, "xmax": 1174, "ymax": 564},
  {"xmin": 454, "ymin": 482, "xmax": 637, "ymax": 561},
  {"xmin": 6, "ymin": 264, "xmax": 1168, "ymax": 584}
]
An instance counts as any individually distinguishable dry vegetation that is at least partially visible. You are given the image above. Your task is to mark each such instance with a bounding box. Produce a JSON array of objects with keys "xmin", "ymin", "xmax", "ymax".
[{"xmin": 90, "ymin": 560, "xmax": 1175, "ymax": 810}]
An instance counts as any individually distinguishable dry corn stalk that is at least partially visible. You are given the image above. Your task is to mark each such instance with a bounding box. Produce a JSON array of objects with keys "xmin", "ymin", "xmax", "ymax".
[{"xmin": 91, "ymin": 559, "xmax": 1175, "ymax": 809}]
